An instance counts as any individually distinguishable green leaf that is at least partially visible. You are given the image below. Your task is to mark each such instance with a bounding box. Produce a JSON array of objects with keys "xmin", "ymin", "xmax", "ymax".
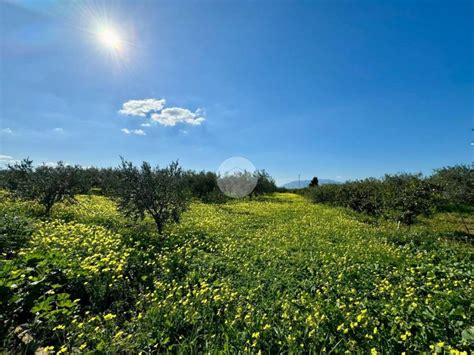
[
  {"xmin": 461, "ymin": 326, "xmax": 474, "ymax": 344},
  {"xmin": 31, "ymin": 299, "xmax": 52, "ymax": 313}
]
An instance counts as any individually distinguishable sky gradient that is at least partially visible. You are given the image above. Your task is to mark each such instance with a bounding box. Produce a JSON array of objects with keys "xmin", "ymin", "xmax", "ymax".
[{"xmin": 1, "ymin": 0, "xmax": 472, "ymax": 185}]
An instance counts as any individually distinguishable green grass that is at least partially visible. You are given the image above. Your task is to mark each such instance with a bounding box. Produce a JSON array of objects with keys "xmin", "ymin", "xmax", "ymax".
[{"xmin": 1, "ymin": 192, "xmax": 473, "ymax": 353}]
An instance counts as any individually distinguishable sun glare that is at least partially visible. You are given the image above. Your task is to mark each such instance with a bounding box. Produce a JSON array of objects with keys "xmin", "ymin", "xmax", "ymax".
[{"xmin": 97, "ymin": 26, "xmax": 122, "ymax": 50}]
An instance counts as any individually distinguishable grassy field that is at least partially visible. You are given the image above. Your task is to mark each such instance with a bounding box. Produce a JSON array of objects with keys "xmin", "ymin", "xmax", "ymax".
[{"xmin": 1, "ymin": 192, "xmax": 473, "ymax": 353}]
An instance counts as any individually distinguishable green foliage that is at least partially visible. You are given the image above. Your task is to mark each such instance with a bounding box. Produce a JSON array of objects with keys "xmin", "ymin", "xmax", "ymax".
[
  {"xmin": 74, "ymin": 167, "xmax": 124, "ymax": 197},
  {"xmin": 4, "ymin": 159, "xmax": 80, "ymax": 215},
  {"xmin": 308, "ymin": 182, "xmax": 339, "ymax": 203},
  {"xmin": 430, "ymin": 165, "xmax": 474, "ymax": 206},
  {"xmin": 183, "ymin": 170, "xmax": 228, "ymax": 203},
  {"xmin": 310, "ymin": 179, "xmax": 384, "ymax": 216},
  {"xmin": 0, "ymin": 193, "xmax": 472, "ymax": 353},
  {"xmin": 382, "ymin": 174, "xmax": 436, "ymax": 225},
  {"xmin": 0, "ymin": 213, "xmax": 34, "ymax": 257},
  {"xmin": 0, "ymin": 162, "xmax": 471, "ymax": 353},
  {"xmin": 52, "ymin": 194, "xmax": 126, "ymax": 230},
  {"xmin": 252, "ymin": 169, "xmax": 278, "ymax": 197},
  {"xmin": 340, "ymin": 179, "xmax": 384, "ymax": 215},
  {"xmin": 310, "ymin": 174, "xmax": 439, "ymax": 226},
  {"xmin": 116, "ymin": 159, "xmax": 190, "ymax": 233},
  {"xmin": 0, "ymin": 159, "xmax": 279, "ymax": 204}
]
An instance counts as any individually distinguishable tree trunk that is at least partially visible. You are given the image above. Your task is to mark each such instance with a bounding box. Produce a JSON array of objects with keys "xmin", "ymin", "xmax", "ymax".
[
  {"xmin": 460, "ymin": 214, "xmax": 470, "ymax": 234},
  {"xmin": 152, "ymin": 214, "xmax": 163, "ymax": 234},
  {"xmin": 44, "ymin": 202, "xmax": 54, "ymax": 216}
]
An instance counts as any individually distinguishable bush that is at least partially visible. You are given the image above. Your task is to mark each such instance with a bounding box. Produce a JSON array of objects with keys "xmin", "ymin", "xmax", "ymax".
[
  {"xmin": 0, "ymin": 213, "xmax": 34, "ymax": 257},
  {"xmin": 310, "ymin": 179, "xmax": 383, "ymax": 216},
  {"xmin": 310, "ymin": 183, "xmax": 341, "ymax": 204},
  {"xmin": 430, "ymin": 165, "xmax": 474, "ymax": 206},
  {"xmin": 310, "ymin": 174, "xmax": 436, "ymax": 226},
  {"xmin": 382, "ymin": 174, "xmax": 436, "ymax": 225},
  {"xmin": 340, "ymin": 179, "xmax": 384, "ymax": 215}
]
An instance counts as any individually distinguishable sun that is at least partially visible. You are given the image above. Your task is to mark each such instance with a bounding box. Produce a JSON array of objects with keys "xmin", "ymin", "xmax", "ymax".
[{"xmin": 97, "ymin": 26, "xmax": 122, "ymax": 50}]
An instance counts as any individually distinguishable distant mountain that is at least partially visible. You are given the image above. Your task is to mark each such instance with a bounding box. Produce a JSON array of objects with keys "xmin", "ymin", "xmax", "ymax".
[{"xmin": 281, "ymin": 179, "xmax": 342, "ymax": 189}]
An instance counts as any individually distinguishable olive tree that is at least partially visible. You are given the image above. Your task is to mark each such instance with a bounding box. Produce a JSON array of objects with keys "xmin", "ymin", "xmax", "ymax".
[
  {"xmin": 117, "ymin": 159, "xmax": 190, "ymax": 234},
  {"xmin": 183, "ymin": 170, "xmax": 227, "ymax": 203},
  {"xmin": 251, "ymin": 170, "xmax": 277, "ymax": 197},
  {"xmin": 6, "ymin": 159, "xmax": 79, "ymax": 215},
  {"xmin": 382, "ymin": 173, "xmax": 436, "ymax": 226},
  {"xmin": 430, "ymin": 165, "xmax": 474, "ymax": 206}
]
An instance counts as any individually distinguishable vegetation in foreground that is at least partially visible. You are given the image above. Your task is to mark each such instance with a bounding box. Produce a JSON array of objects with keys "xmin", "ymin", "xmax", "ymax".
[{"xmin": 1, "ymin": 191, "xmax": 473, "ymax": 353}]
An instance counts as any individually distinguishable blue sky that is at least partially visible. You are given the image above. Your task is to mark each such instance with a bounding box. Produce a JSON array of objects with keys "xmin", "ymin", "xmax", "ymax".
[{"xmin": 0, "ymin": 0, "xmax": 472, "ymax": 185}]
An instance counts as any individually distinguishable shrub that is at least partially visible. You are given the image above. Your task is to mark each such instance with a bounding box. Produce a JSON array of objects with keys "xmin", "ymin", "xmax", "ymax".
[
  {"xmin": 430, "ymin": 165, "xmax": 474, "ymax": 206},
  {"xmin": 310, "ymin": 183, "xmax": 341, "ymax": 204},
  {"xmin": 340, "ymin": 179, "xmax": 383, "ymax": 215},
  {"xmin": 310, "ymin": 179, "xmax": 383, "ymax": 216},
  {"xmin": 310, "ymin": 174, "xmax": 436, "ymax": 225},
  {"xmin": 0, "ymin": 213, "xmax": 34, "ymax": 257},
  {"xmin": 382, "ymin": 173, "xmax": 436, "ymax": 226}
]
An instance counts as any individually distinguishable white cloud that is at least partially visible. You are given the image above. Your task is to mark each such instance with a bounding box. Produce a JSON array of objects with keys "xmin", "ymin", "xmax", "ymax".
[
  {"xmin": 121, "ymin": 128, "xmax": 146, "ymax": 136},
  {"xmin": 43, "ymin": 162, "xmax": 59, "ymax": 167},
  {"xmin": 119, "ymin": 99, "xmax": 166, "ymax": 117},
  {"xmin": 53, "ymin": 127, "xmax": 64, "ymax": 133},
  {"xmin": 133, "ymin": 129, "xmax": 146, "ymax": 136},
  {"xmin": 0, "ymin": 154, "xmax": 17, "ymax": 166},
  {"xmin": 151, "ymin": 107, "xmax": 205, "ymax": 127},
  {"xmin": 0, "ymin": 154, "xmax": 14, "ymax": 161},
  {"xmin": 1, "ymin": 128, "xmax": 13, "ymax": 134},
  {"xmin": 119, "ymin": 98, "xmax": 206, "ymax": 129}
]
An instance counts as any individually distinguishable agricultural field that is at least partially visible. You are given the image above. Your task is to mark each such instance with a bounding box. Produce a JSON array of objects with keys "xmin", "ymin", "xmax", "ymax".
[{"xmin": 1, "ymin": 192, "xmax": 473, "ymax": 353}]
